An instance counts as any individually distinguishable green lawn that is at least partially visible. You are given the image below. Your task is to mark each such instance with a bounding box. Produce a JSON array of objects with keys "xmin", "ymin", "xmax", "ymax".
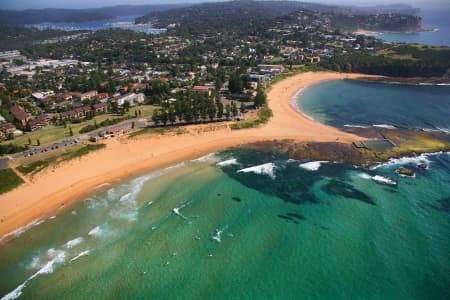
[
  {"xmin": 0, "ymin": 168, "xmax": 24, "ymax": 195},
  {"xmin": 3, "ymin": 105, "xmax": 156, "ymax": 147}
]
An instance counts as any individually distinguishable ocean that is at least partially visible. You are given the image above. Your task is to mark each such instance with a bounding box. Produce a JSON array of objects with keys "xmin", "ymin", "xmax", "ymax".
[
  {"xmin": 369, "ymin": 7, "xmax": 450, "ymax": 47},
  {"xmin": 297, "ymin": 80, "xmax": 450, "ymax": 131},
  {"xmin": 1, "ymin": 82, "xmax": 450, "ymax": 299}
]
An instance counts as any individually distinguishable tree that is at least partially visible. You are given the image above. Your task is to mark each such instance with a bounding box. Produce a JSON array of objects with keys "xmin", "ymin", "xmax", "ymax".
[
  {"xmin": 152, "ymin": 109, "xmax": 161, "ymax": 125},
  {"xmin": 225, "ymin": 103, "xmax": 231, "ymax": 119},
  {"xmin": 216, "ymin": 102, "xmax": 224, "ymax": 119},
  {"xmin": 131, "ymin": 121, "xmax": 135, "ymax": 129},
  {"xmin": 168, "ymin": 107, "xmax": 176, "ymax": 125},
  {"xmin": 231, "ymin": 101, "xmax": 238, "ymax": 117},
  {"xmin": 254, "ymin": 88, "xmax": 267, "ymax": 107},
  {"xmin": 240, "ymin": 102, "xmax": 246, "ymax": 114},
  {"xmin": 228, "ymin": 73, "xmax": 243, "ymax": 94},
  {"xmin": 123, "ymin": 101, "xmax": 130, "ymax": 112},
  {"xmin": 28, "ymin": 137, "xmax": 31, "ymax": 145},
  {"xmin": 160, "ymin": 110, "xmax": 168, "ymax": 125},
  {"xmin": 37, "ymin": 139, "xmax": 40, "ymax": 146},
  {"xmin": 69, "ymin": 127, "xmax": 73, "ymax": 136}
]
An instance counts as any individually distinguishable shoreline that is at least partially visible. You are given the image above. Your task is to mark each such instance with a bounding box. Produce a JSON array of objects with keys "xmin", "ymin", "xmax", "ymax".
[{"xmin": 0, "ymin": 72, "xmax": 376, "ymax": 241}]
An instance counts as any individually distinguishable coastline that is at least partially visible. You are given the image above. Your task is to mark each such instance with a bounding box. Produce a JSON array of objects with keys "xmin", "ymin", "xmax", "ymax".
[{"xmin": 0, "ymin": 72, "xmax": 377, "ymax": 240}]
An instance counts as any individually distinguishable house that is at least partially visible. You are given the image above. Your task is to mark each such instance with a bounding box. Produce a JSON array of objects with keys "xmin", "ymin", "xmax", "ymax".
[
  {"xmin": 80, "ymin": 91, "xmax": 98, "ymax": 101},
  {"xmin": 27, "ymin": 114, "xmax": 50, "ymax": 131},
  {"xmin": 0, "ymin": 123, "xmax": 16, "ymax": 134},
  {"xmin": 32, "ymin": 91, "xmax": 55, "ymax": 101},
  {"xmin": 113, "ymin": 93, "xmax": 145, "ymax": 107},
  {"xmin": 10, "ymin": 105, "xmax": 31, "ymax": 126},
  {"xmin": 93, "ymin": 103, "xmax": 108, "ymax": 114},
  {"xmin": 59, "ymin": 106, "xmax": 91, "ymax": 120},
  {"xmin": 192, "ymin": 86, "xmax": 212, "ymax": 96},
  {"xmin": 97, "ymin": 92, "xmax": 109, "ymax": 103},
  {"xmin": 249, "ymin": 74, "xmax": 266, "ymax": 84},
  {"xmin": 257, "ymin": 64, "xmax": 285, "ymax": 74}
]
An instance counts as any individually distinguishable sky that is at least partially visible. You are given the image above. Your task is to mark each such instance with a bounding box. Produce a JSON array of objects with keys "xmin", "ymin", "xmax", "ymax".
[{"xmin": 0, "ymin": 0, "xmax": 448, "ymax": 10}]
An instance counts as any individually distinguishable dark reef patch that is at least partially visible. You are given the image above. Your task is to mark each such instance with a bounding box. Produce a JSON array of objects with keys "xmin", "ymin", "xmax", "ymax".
[
  {"xmin": 232, "ymin": 196, "xmax": 242, "ymax": 202},
  {"xmin": 322, "ymin": 179, "xmax": 375, "ymax": 205},
  {"xmin": 277, "ymin": 212, "xmax": 306, "ymax": 224}
]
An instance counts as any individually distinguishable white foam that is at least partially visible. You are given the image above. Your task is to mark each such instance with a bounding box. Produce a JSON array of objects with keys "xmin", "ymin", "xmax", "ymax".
[
  {"xmin": 70, "ymin": 250, "xmax": 90, "ymax": 262},
  {"xmin": 217, "ymin": 158, "xmax": 238, "ymax": 166},
  {"xmin": 371, "ymin": 153, "xmax": 432, "ymax": 169},
  {"xmin": 191, "ymin": 152, "xmax": 217, "ymax": 162},
  {"xmin": 372, "ymin": 175, "xmax": 397, "ymax": 186},
  {"xmin": 212, "ymin": 226, "xmax": 227, "ymax": 243},
  {"xmin": 88, "ymin": 226, "xmax": 103, "ymax": 237},
  {"xmin": 373, "ymin": 124, "xmax": 396, "ymax": 129},
  {"xmin": 237, "ymin": 163, "xmax": 276, "ymax": 179},
  {"xmin": 2, "ymin": 250, "xmax": 66, "ymax": 300},
  {"xmin": 299, "ymin": 161, "xmax": 328, "ymax": 171},
  {"xmin": 344, "ymin": 124, "xmax": 371, "ymax": 128},
  {"xmin": 0, "ymin": 219, "xmax": 44, "ymax": 242},
  {"xmin": 64, "ymin": 237, "xmax": 83, "ymax": 248},
  {"xmin": 358, "ymin": 172, "xmax": 372, "ymax": 179}
]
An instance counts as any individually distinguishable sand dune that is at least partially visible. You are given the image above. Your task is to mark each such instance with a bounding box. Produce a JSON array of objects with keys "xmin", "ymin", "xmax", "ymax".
[{"xmin": 0, "ymin": 72, "xmax": 377, "ymax": 239}]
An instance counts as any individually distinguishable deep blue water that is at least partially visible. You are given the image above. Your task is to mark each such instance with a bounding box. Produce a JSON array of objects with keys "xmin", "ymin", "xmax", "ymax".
[
  {"xmin": 297, "ymin": 80, "xmax": 450, "ymax": 131},
  {"xmin": 371, "ymin": 7, "xmax": 450, "ymax": 47}
]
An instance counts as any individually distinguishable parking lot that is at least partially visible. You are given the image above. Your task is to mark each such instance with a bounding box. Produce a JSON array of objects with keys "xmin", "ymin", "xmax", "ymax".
[{"xmin": 16, "ymin": 138, "xmax": 81, "ymax": 158}]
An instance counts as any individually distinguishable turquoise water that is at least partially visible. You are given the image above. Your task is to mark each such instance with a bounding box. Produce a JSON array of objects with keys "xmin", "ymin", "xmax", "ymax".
[
  {"xmin": 1, "ymin": 150, "xmax": 449, "ymax": 299},
  {"xmin": 2, "ymin": 80, "xmax": 450, "ymax": 299},
  {"xmin": 297, "ymin": 80, "xmax": 450, "ymax": 131}
]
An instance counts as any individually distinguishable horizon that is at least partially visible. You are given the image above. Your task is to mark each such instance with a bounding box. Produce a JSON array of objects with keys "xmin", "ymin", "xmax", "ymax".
[{"xmin": 1, "ymin": 0, "xmax": 449, "ymax": 11}]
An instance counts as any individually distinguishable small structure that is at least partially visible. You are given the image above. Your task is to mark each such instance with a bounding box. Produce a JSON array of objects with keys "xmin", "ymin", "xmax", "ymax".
[
  {"xmin": 27, "ymin": 114, "xmax": 50, "ymax": 131},
  {"xmin": 93, "ymin": 103, "xmax": 108, "ymax": 114},
  {"xmin": 80, "ymin": 91, "xmax": 98, "ymax": 101},
  {"xmin": 192, "ymin": 86, "xmax": 212, "ymax": 96},
  {"xmin": 10, "ymin": 105, "xmax": 31, "ymax": 126},
  {"xmin": 257, "ymin": 64, "xmax": 284, "ymax": 74}
]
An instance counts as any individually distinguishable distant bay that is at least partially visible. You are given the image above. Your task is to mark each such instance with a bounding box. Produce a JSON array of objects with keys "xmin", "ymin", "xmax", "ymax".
[
  {"xmin": 26, "ymin": 15, "xmax": 166, "ymax": 34},
  {"xmin": 367, "ymin": 7, "xmax": 450, "ymax": 47}
]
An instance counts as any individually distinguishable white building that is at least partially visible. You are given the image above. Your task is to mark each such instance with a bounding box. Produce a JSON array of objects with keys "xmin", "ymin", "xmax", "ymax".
[{"xmin": 115, "ymin": 93, "xmax": 145, "ymax": 107}]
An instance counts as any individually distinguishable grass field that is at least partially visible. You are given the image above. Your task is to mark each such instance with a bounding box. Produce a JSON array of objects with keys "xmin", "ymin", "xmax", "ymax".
[
  {"xmin": 0, "ymin": 169, "xmax": 24, "ymax": 195},
  {"xmin": 3, "ymin": 105, "xmax": 156, "ymax": 147}
]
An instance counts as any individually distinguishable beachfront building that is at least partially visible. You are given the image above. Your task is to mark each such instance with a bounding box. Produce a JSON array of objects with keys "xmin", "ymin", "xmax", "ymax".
[{"xmin": 257, "ymin": 64, "xmax": 285, "ymax": 74}]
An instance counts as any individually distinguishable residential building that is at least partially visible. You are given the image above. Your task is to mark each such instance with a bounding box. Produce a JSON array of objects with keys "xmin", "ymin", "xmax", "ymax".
[{"xmin": 10, "ymin": 105, "xmax": 31, "ymax": 126}]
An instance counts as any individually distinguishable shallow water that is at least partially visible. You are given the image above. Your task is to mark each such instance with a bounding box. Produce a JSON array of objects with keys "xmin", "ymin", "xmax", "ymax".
[{"xmin": 1, "ymin": 150, "xmax": 449, "ymax": 299}]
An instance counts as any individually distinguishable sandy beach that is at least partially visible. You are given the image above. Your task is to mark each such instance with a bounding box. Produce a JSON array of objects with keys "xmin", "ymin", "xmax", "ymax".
[{"xmin": 0, "ymin": 72, "xmax": 377, "ymax": 240}]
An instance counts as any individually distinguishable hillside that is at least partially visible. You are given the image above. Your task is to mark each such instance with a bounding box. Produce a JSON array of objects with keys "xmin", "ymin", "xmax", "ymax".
[
  {"xmin": 0, "ymin": 4, "xmax": 188, "ymax": 25},
  {"xmin": 136, "ymin": 1, "xmax": 421, "ymax": 33}
]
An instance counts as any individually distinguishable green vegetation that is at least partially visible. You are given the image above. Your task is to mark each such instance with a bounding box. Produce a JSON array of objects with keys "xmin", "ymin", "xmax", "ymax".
[
  {"xmin": 79, "ymin": 116, "xmax": 132, "ymax": 134},
  {"xmin": 0, "ymin": 144, "xmax": 29, "ymax": 156},
  {"xmin": 2, "ymin": 106, "xmax": 154, "ymax": 147},
  {"xmin": 16, "ymin": 160, "xmax": 49, "ymax": 175},
  {"xmin": 321, "ymin": 45, "xmax": 450, "ymax": 77},
  {"xmin": 230, "ymin": 107, "xmax": 273, "ymax": 130},
  {"xmin": 61, "ymin": 144, "xmax": 106, "ymax": 161},
  {"xmin": 15, "ymin": 144, "xmax": 106, "ymax": 176},
  {"xmin": 0, "ymin": 168, "xmax": 24, "ymax": 195},
  {"xmin": 129, "ymin": 127, "xmax": 187, "ymax": 138}
]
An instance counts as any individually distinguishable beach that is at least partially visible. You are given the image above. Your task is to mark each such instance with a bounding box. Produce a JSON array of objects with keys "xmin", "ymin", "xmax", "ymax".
[{"xmin": 0, "ymin": 72, "xmax": 376, "ymax": 240}]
